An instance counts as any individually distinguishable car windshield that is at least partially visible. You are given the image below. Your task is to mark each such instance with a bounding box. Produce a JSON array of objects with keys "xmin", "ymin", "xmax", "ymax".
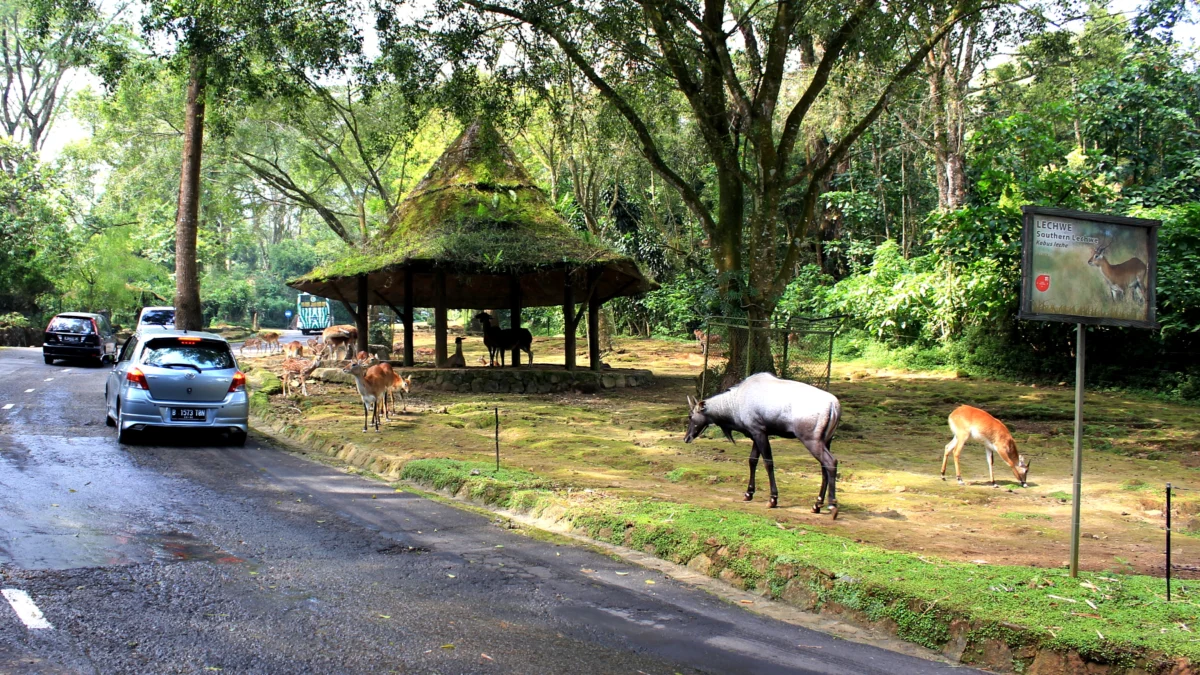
[
  {"xmin": 140, "ymin": 310, "xmax": 175, "ymax": 325},
  {"xmin": 142, "ymin": 338, "xmax": 234, "ymax": 371},
  {"xmin": 47, "ymin": 317, "xmax": 93, "ymax": 334}
]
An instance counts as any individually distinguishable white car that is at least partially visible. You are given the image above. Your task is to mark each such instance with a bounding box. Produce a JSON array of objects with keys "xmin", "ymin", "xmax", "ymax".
[{"xmin": 137, "ymin": 306, "xmax": 176, "ymax": 331}]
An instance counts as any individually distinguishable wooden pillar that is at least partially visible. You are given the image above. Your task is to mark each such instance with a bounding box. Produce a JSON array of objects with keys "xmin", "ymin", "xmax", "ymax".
[
  {"xmin": 434, "ymin": 269, "xmax": 447, "ymax": 367},
  {"xmin": 563, "ymin": 273, "xmax": 576, "ymax": 371},
  {"xmin": 509, "ymin": 274, "xmax": 522, "ymax": 367},
  {"xmin": 403, "ymin": 267, "xmax": 414, "ymax": 367},
  {"xmin": 355, "ymin": 274, "xmax": 369, "ymax": 355},
  {"xmin": 588, "ymin": 270, "xmax": 601, "ymax": 371}
]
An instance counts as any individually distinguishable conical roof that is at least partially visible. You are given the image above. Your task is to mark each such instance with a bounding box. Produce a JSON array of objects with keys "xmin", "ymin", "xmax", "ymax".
[{"xmin": 289, "ymin": 119, "xmax": 654, "ymax": 309}]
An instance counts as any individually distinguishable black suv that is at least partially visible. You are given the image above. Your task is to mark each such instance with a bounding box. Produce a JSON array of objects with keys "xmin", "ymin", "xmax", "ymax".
[{"xmin": 43, "ymin": 313, "xmax": 117, "ymax": 365}]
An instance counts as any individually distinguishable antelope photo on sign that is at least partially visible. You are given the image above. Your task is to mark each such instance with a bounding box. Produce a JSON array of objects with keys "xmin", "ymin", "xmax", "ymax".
[{"xmin": 1019, "ymin": 206, "xmax": 1159, "ymax": 329}]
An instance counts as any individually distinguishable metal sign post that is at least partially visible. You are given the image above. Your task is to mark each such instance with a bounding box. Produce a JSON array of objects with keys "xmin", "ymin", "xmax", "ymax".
[
  {"xmin": 1017, "ymin": 207, "xmax": 1160, "ymax": 579},
  {"xmin": 1070, "ymin": 324, "xmax": 1085, "ymax": 578}
]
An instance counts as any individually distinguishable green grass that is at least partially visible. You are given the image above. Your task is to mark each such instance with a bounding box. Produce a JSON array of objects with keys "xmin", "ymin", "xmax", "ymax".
[
  {"xmin": 1000, "ymin": 512, "xmax": 1054, "ymax": 521},
  {"xmin": 400, "ymin": 458, "xmax": 1200, "ymax": 667}
]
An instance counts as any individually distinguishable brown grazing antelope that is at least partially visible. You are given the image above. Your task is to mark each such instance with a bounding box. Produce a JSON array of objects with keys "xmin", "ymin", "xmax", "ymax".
[
  {"xmin": 240, "ymin": 337, "xmax": 262, "ymax": 355},
  {"xmin": 343, "ymin": 361, "xmax": 390, "ymax": 431},
  {"xmin": 685, "ymin": 373, "xmax": 842, "ymax": 516},
  {"xmin": 445, "ymin": 336, "xmax": 467, "ymax": 368},
  {"xmin": 259, "ymin": 331, "xmax": 281, "ymax": 353},
  {"xmin": 941, "ymin": 405, "xmax": 1031, "ymax": 488},
  {"xmin": 1087, "ymin": 239, "xmax": 1148, "ymax": 304},
  {"xmin": 280, "ymin": 353, "xmax": 322, "ymax": 397},
  {"xmin": 283, "ymin": 340, "xmax": 304, "ymax": 358}
]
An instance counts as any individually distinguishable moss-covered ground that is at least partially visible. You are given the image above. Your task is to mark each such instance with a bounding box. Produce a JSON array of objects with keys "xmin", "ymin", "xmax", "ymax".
[
  {"xmin": 247, "ymin": 332, "xmax": 1200, "ymax": 575},
  {"xmin": 246, "ymin": 332, "xmax": 1200, "ymax": 662}
]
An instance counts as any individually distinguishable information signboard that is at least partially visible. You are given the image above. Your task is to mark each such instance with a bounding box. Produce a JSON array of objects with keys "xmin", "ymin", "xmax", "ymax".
[
  {"xmin": 1019, "ymin": 206, "xmax": 1159, "ymax": 329},
  {"xmin": 1018, "ymin": 206, "xmax": 1160, "ymax": 578}
]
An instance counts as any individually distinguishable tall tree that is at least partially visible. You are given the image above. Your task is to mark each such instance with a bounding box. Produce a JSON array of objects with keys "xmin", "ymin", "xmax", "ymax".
[
  {"xmin": 0, "ymin": 0, "xmax": 123, "ymax": 152},
  {"xmin": 419, "ymin": 0, "xmax": 991, "ymax": 361},
  {"xmin": 140, "ymin": 0, "xmax": 361, "ymax": 329}
]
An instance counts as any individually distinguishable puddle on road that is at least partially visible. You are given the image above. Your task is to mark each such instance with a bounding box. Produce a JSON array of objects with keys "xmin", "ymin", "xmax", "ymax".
[
  {"xmin": 0, "ymin": 526, "xmax": 243, "ymax": 570},
  {"xmin": 147, "ymin": 531, "xmax": 244, "ymax": 565}
]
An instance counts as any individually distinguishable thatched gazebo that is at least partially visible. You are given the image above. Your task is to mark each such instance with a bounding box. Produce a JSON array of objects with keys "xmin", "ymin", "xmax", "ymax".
[{"xmin": 288, "ymin": 119, "xmax": 654, "ymax": 370}]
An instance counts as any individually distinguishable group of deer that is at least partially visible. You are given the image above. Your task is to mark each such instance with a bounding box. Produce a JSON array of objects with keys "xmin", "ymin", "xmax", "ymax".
[
  {"xmin": 240, "ymin": 331, "xmax": 281, "ymax": 355},
  {"xmin": 684, "ymin": 374, "xmax": 1029, "ymax": 519}
]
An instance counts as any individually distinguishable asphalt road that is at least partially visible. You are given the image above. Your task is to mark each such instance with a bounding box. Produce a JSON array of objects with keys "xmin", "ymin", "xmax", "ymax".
[{"xmin": 0, "ymin": 346, "xmax": 981, "ymax": 674}]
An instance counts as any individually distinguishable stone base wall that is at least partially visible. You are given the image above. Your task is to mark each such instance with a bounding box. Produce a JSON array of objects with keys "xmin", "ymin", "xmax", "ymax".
[
  {"xmin": 311, "ymin": 364, "xmax": 653, "ymax": 394},
  {"xmin": 0, "ymin": 326, "xmax": 41, "ymax": 347}
]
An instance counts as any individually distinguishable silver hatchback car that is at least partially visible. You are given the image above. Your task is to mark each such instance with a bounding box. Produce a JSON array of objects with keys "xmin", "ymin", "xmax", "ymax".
[{"xmin": 104, "ymin": 330, "xmax": 249, "ymax": 445}]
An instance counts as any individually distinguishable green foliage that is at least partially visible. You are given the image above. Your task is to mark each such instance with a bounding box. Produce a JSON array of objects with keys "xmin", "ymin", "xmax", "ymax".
[
  {"xmin": 1079, "ymin": 44, "xmax": 1200, "ymax": 206},
  {"xmin": 640, "ymin": 271, "xmax": 720, "ymax": 336},
  {"xmin": 0, "ymin": 312, "xmax": 30, "ymax": 328},
  {"xmin": 0, "ymin": 137, "xmax": 67, "ymax": 314}
]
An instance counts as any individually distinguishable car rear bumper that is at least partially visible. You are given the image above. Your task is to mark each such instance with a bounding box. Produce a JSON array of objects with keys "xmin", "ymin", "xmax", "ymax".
[
  {"xmin": 43, "ymin": 345, "xmax": 104, "ymax": 358},
  {"xmin": 119, "ymin": 389, "xmax": 249, "ymax": 432}
]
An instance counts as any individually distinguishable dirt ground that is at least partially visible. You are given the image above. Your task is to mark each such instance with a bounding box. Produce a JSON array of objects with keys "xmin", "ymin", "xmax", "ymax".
[{"xmin": 247, "ymin": 331, "xmax": 1200, "ymax": 577}]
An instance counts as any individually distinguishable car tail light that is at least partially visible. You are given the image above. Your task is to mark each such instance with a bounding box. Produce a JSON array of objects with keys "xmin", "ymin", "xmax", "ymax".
[
  {"xmin": 229, "ymin": 371, "xmax": 246, "ymax": 393},
  {"xmin": 126, "ymin": 368, "xmax": 149, "ymax": 390},
  {"xmin": 44, "ymin": 332, "xmax": 57, "ymax": 343},
  {"xmin": 177, "ymin": 337, "xmax": 200, "ymax": 344},
  {"xmin": 89, "ymin": 318, "xmax": 99, "ymax": 334}
]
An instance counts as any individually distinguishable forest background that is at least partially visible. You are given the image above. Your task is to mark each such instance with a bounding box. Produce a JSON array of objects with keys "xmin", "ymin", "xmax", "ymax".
[{"xmin": 1, "ymin": 0, "xmax": 1199, "ymax": 398}]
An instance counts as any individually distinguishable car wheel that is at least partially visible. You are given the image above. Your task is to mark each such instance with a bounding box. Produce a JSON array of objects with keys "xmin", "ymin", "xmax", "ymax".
[
  {"xmin": 116, "ymin": 402, "xmax": 136, "ymax": 444},
  {"xmin": 105, "ymin": 386, "xmax": 116, "ymax": 426},
  {"xmin": 43, "ymin": 355, "xmax": 53, "ymax": 365},
  {"xmin": 229, "ymin": 430, "xmax": 247, "ymax": 447}
]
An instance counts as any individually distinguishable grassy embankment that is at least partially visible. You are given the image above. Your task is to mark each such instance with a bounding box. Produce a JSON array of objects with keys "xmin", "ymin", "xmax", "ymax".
[
  {"xmin": 398, "ymin": 457, "xmax": 1200, "ymax": 668},
  {"xmin": 247, "ymin": 334, "xmax": 1200, "ymax": 666}
]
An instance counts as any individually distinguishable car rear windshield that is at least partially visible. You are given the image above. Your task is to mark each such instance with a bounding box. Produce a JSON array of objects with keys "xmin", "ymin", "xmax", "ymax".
[
  {"xmin": 142, "ymin": 338, "xmax": 234, "ymax": 371},
  {"xmin": 47, "ymin": 317, "xmax": 93, "ymax": 333},
  {"xmin": 140, "ymin": 309, "xmax": 175, "ymax": 325}
]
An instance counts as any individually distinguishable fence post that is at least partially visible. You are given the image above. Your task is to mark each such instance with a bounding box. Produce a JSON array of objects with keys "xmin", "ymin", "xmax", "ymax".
[
  {"xmin": 1167, "ymin": 482, "xmax": 1172, "ymax": 602},
  {"xmin": 780, "ymin": 322, "xmax": 790, "ymax": 380}
]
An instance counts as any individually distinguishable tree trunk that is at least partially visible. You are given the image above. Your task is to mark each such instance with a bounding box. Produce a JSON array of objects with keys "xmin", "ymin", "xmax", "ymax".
[{"xmin": 173, "ymin": 53, "xmax": 207, "ymax": 331}]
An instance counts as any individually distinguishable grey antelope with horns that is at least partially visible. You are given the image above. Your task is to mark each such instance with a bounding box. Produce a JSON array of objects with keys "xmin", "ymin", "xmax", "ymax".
[{"xmin": 685, "ymin": 372, "xmax": 842, "ymax": 517}]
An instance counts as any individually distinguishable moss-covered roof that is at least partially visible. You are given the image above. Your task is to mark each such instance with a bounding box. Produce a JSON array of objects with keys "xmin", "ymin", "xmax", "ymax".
[{"xmin": 289, "ymin": 119, "xmax": 654, "ymax": 309}]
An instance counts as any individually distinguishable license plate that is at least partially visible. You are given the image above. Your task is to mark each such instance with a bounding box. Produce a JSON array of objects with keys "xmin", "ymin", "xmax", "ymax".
[
  {"xmin": 171, "ymin": 408, "xmax": 206, "ymax": 421},
  {"xmin": 63, "ymin": 336, "xmax": 80, "ymax": 343}
]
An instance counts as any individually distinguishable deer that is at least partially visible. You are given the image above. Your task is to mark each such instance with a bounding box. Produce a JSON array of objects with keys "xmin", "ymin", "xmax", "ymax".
[
  {"xmin": 445, "ymin": 336, "xmax": 467, "ymax": 368},
  {"xmin": 258, "ymin": 331, "xmax": 281, "ymax": 354},
  {"xmin": 280, "ymin": 353, "xmax": 322, "ymax": 397},
  {"xmin": 321, "ymin": 325, "xmax": 357, "ymax": 360},
  {"xmin": 693, "ymin": 328, "xmax": 722, "ymax": 355},
  {"xmin": 1087, "ymin": 239, "xmax": 1148, "ymax": 304},
  {"xmin": 365, "ymin": 357, "xmax": 412, "ymax": 416},
  {"xmin": 473, "ymin": 312, "xmax": 533, "ymax": 367},
  {"xmin": 941, "ymin": 405, "xmax": 1031, "ymax": 488},
  {"xmin": 684, "ymin": 372, "xmax": 842, "ymax": 517},
  {"xmin": 240, "ymin": 337, "xmax": 262, "ymax": 355},
  {"xmin": 283, "ymin": 341, "xmax": 304, "ymax": 358},
  {"xmin": 343, "ymin": 361, "xmax": 391, "ymax": 432}
]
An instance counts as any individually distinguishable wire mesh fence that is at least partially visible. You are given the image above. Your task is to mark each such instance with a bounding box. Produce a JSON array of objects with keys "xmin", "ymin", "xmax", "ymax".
[{"xmin": 697, "ymin": 315, "xmax": 842, "ymax": 398}]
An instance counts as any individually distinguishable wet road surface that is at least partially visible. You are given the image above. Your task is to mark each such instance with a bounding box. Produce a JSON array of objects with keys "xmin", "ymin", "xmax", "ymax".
[{"xmin": 0, "ymin": 346, "xmax": 980, "ymax": 674}]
